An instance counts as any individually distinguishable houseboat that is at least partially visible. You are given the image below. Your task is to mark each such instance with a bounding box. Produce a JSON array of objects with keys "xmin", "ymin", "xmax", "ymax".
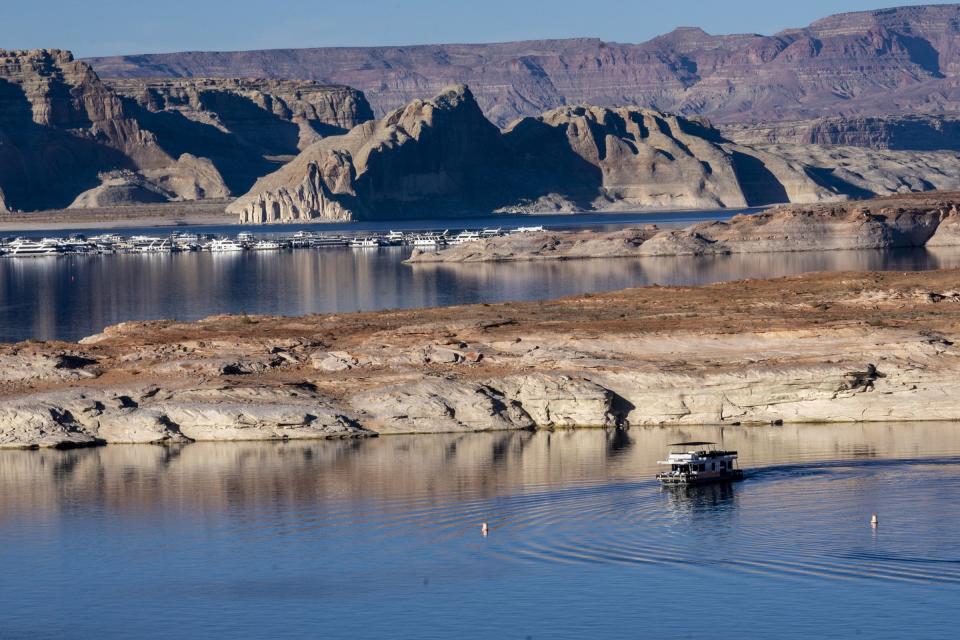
[
  {"xmin": 2, "ymin": 238, "xmax": 62, "ymax": 257},
  {"xmin": 206, "ymin": 238, "xmax": 244, "ymax": 252},
  {"xmin": 349, "ymin": 236, "xmax": 382, "ymax": 248},
  {"xmin": 657, "ymin": 442, "xmax": 744, "ymax": 485}
]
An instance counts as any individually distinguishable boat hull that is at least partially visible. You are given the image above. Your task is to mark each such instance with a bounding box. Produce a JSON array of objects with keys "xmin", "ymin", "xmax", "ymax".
[{"xmin": 658, "ymin": 470, "xmax": 744, "ymax": 486}]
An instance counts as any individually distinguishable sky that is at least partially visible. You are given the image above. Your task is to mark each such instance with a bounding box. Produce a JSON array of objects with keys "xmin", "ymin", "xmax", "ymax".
[{"xmin": 0, "ymin": 0, "xmax": 939, "ymax": 58}]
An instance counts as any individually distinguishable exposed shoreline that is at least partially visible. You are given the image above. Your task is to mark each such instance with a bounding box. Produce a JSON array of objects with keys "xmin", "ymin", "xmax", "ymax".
[
  {"xmin": 0, "ymin": 201, "xmax": 236, "ymax": 232},
  {"xmin": 3, "ymin": 268, "xmax": 960, "ymax": 448},
  {"xmin": 407, "ymin": 192, "xmax": 960, "ymax": 263}
]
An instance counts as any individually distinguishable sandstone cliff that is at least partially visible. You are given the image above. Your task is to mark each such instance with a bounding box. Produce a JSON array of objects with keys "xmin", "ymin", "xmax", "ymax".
[
  {"xmin": 0, "ymin": 50, "xmax": 374, "ymax": 212},
  {"xmin": 228, "ymin": 85, "xmax": 516, "ymax": 222},
  {"xmin": 720, "ymin": 115, "xmax": 960, "ymax": 150},
  {"xmin": 87, "ymin": 4, "xmax": 960, "ymax": 127},
  {"xmin": 229, "ymin": 86, "xmax": 960, "ymax": 223},
  {"xmin": 0, "ymin": 49, "xmax": 230, "ymax": 211},
  {"xmin": 106, "ymin": 78, "xmax": 374, "ymax": 193}
]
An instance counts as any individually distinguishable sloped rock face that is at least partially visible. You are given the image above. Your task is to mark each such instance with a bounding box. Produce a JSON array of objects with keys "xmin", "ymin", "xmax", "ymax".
[
  {"xmin": 87, "ymin": 5, "xmax": 960, "ymax": 127},
  {"xmin": 106, "ymin": 78, "xmax": 374, "ymax": 193},
  {"xmin": 228, "ymin": 85, "xmax": 516, "ymax": 222},
  {"xmin": 0, "ymin": 49, "xmax": 230, "ymax": 210}
]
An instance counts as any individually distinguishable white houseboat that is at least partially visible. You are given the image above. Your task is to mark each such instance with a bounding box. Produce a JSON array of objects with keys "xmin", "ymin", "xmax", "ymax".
[
  {"xmin": 657, "ymin": 442, "xmax": 744, "ymax": 485},
  {"xmin": 206, "ymin": 238, "xmax": 245, "ymax": 252},
  {"xmin": 2, "ymin": 238, "xmax": 62, "ymax": 257}
]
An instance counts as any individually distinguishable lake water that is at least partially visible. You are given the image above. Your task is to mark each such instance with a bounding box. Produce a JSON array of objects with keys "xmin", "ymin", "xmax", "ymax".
[
  {"xmin": 3, "ymin": 243, "xmax": 960, "ymax": 343},
  {"xmin": 1, "ymin": 423, "xmax": 958, "ymax": 639}
]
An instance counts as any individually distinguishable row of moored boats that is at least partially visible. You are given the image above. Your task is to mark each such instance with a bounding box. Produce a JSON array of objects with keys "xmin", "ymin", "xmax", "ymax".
[{"xmin": 0, "ymin": 226, "xmax": 545, "ymax": 258}]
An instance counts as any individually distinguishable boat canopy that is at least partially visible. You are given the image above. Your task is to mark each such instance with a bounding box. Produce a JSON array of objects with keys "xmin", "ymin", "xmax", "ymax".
[{"xmin": 667, "ymin": 441, "xmax": 716, "ymax": 447}]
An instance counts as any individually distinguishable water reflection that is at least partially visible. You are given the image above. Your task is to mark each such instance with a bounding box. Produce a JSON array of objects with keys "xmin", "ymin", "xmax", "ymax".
[
  {"xmin": 2, "ymin": 245, "xmax": 960, "ymax": 342},
  {"xmin": 2, "ymin": 423, "xmax": 960, "ymax": 639},
  {"xmin": 3, "ymin": 421, "xmax": 960, "ymax": 523}
]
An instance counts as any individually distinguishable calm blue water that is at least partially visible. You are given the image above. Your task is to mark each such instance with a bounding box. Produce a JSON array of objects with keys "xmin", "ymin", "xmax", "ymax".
[
  {"xmin": 1, "ymin": 423, "xmax": 958, "ymax": 639},
  {"xmin": 3, "ymin": 241, "xmax": 960, "ymax": 343}
]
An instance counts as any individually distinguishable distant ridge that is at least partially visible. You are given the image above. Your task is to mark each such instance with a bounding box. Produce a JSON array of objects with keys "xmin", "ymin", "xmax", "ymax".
[{"xmin": 87, "ymin": 4, "xmax": 960, "ymax": 125}]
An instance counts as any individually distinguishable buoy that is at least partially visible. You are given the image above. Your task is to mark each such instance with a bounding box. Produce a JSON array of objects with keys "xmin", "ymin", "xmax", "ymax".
[
  {"xmin": 481, "ymin": 522, "xmax": 489, "ymax": 537},
  {"xmin": 871, "ymin": 514, "xmax": 879, "ymax": 527}
]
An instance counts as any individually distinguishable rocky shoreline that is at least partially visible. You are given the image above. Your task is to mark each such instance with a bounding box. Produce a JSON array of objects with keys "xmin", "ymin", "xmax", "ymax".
[
  {"xmin": 3, "ymin": 268, "xmax": 960, "ymax": 449},
  {"xmin": 407, "ymin": 193, "xmax": 960, "ymax": 263}
]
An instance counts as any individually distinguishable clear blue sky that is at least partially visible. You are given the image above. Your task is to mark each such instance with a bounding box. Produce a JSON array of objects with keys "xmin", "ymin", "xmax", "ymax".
[{"xmin": 1, "ymin": 0, "xmax": 939, "ymax": 57}]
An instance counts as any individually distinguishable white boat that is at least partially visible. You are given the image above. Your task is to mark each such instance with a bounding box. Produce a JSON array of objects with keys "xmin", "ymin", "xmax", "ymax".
[
  {"xmin": 513, "ymin": 225, "xmax": 545, "ymax": 233},
  {"xmin": 128, "ymin": 236, "xmax": 171, "ymax": 253},
  {"xmin": 449, "ymin": 230, "xmax": 482, "ymax": 245},
  {"xmin": 384, "ymin": 230, "xmax": 406, "ymax": 245},
  {"xmin": 206, "ymin": 238, "xmax": 245, "ymax": 252},
  {"xmin": 656, "ymin": 442, "xmax": 744, "ymax": 486},
  {"xmin": 237, "ymin": 231, "xmax": 255, "ymax": 244},
  {"xmin": 2, "ymin": 238, "xmax": 62, "ymax": 257},
  {"xmin": 311, "ymin": 234, "xmax": 348, "ymax": 247},
  {"xmin": 481, "ymin": 227, "xmax": 503, "ymax": 237},
  {"xmin": 251, "ymin": 240, "xmax": 282, "ymax": 251},
  {"xmin": 349, "ymin": 236, "xmax": 382, "ymax": 248},
  {"xmin": 412, "ymin": 233, "xmax": 447, "ymax": 248}
]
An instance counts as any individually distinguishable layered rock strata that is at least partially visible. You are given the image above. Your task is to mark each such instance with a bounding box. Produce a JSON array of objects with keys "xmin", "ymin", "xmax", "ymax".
[
  {"xmin": 106, "ymin": 78, "xmax": 374, "ymax": 193},
  {"xmin": 88, "ymin": 5, "xmax": 960, "ymax": 126},
  {"xmin": 4, "ymin": 268, "xmax": 960, "ymax": 448},
  {"xmin": 407, "ymin": 193, "xmax": 960, "ymax": 263},
  {"xmin": 0, "ymin": 50, "xmax": 374, "ymax": 211},
  {"xmin": 720, "ymin": 115, "xmax": 960, "ymax": 151},
  {"xmin": 0, "ymin": 49, "xmax": 229, "ymax": 211}
]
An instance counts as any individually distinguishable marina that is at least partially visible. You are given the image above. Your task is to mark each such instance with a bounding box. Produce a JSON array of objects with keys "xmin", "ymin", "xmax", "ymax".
[{"xmin": 0, "ymin": 227, "xmax": 515, "ymax": 258}]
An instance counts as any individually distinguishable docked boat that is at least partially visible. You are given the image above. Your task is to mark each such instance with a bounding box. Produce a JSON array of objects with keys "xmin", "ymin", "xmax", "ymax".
[
  {"xmin": 412, "ymin": 233, "xmax": 447, "ymax": 248},
  {"xmin": 349, "ymin": 236, "xmax": 382, "ymax": 248},
  {"xmin": 514, "ymin": 225, "xmax": 545, "ymax": 233},
  {"xmin": 656, "ymin": 442, "xmax": 744, "ymax": 485},
  {"xmin": 206, "ymin": 238, "xmax": 245, "ymax": 252},
  {"xmin": 384, "ymin": 230, "xmax": 406, "ymax": 245},
  {"xmin": 128, "ymin": 236, "xmax": 171, "ymax": 253},
  {"xmin": 2, "ymin": 238, "xmax": 62, "ymax": 257},
  {"xmin": 251, "ymin": 239, "xmax": 282, "ymax": 251},
  {"xmin": 449, "ymin": 230, "xmax": 482, "ymax": 245}
]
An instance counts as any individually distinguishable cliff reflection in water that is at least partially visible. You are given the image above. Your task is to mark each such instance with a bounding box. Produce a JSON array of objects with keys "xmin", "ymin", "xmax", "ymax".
[
  {"xmin": 2, "ymin": 246, "xmax": 960, "ymax": 342},
  {"xmin": 3, "ymin": 422, "xmax": 960, "ymax": 523}
]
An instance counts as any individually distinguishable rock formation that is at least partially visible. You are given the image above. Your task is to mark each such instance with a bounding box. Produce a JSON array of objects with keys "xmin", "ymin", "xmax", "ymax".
[
  {"xmin": 228, "ymin": 85, "xmax": 517, "ymax": 222},
  {"xmin": 229, "ymin": 86, "xmax": 960, "ymax": 223},
  {"xmin": 407, "ymin": 192, "xmax": 960, "ymax": 263},
  {"xmin": 720, "ymin": 115, "xmax": 960, "ymax": 150},
  {"xmin": 5, "ymin": 268, "xmax": 960, "ymax": 448},
  {"xmin": 106, "ymin": 78, "xmax": 374, "ymax": 193},
  {"xmin": 0, "ymin": 50, "xmax": 373, "ymax": 211},
  {"xmin": 0, "ymin": 49, "xmax": 231, "ymax": 211},
  {"xmin": 87, "ymin": 4, "xmax": 960, "ymax": 127}
]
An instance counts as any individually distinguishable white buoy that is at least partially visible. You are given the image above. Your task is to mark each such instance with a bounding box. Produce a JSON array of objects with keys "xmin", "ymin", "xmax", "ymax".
[
  {"xmin": 871, "ymin": 514, "xmax": 879, "ymax": 527},
  {"xmin": 481, "ymin": 522, "xmax": 489, "ymax": 537}
]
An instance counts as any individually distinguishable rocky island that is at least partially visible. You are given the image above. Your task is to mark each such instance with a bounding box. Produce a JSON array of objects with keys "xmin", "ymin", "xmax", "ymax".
[
  {"xmin": 407, "ymin": 193, "xmax": 960, "ymax": 263},
  {"xmin": 3, "ymin": 265, "xmax": 960, "ymax": 449}
]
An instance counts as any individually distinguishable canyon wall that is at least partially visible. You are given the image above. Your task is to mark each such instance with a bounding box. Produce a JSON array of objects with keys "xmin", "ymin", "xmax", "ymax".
[
  {"xmin": 87, "ymin": 5, "xmax": 960, "ymax": 127},
  {"xmin": 0, "ymin": 50, "xmax": 374, "ymax": 212},
  {"xmin": 721, "ymin": 115, "xmax": 960, "ymax": 150}
]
